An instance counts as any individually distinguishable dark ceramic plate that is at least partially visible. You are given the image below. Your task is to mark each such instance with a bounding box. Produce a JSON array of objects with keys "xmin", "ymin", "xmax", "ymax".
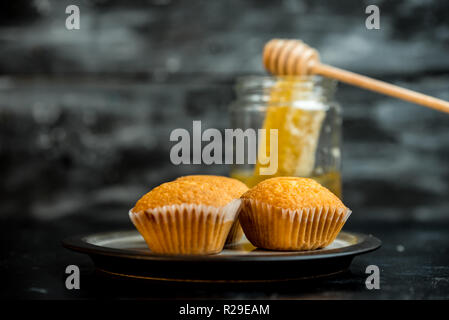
[{"xmin": 63, "ymin": 230, "xmax": 381, "ymax": 282}]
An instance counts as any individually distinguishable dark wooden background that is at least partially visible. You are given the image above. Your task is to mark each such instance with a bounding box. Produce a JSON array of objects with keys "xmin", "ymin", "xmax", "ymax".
[
  {"xmin": 1, "ymin": 0, "xmax": 448, "ymax": 222},
  {"xmin": 0, "ymin": 0, "xmax": 449, "ymax": 299}
]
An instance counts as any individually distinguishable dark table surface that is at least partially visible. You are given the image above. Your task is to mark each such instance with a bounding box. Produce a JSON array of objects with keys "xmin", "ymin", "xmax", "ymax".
[{"xmin": 1, "ymin": 211, "xmax": 448, "ymax": 300}]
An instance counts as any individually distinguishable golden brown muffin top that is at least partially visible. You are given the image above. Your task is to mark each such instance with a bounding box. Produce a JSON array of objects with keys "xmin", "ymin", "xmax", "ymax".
[
  {"xmin": 176, "ymin": 175, "xmax": 248, "ymax": 198},
  {"xmin": 241, "ymin": 177, "xmax": 347, "ymax": 210},
  {"xmin": 133, "ymin": 176, "xmax": 248, "ymax": 212}
]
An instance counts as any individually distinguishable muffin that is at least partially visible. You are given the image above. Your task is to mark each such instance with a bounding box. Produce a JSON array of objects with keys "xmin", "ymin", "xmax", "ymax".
[
  {"xmin": 176, "ymin": 175, "xmax": 249, "ymax": 244},
  {"xmin": 239, "ymin": 177, "xmax": 351, "ymax": 250},
  {"xmin": 129, "ymin": 177, "xmax": 242, "ymax": 255}
]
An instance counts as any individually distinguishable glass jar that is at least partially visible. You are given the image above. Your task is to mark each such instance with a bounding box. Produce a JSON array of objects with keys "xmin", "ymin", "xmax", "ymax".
[{"xmin": 229, "ymin": 75, "xmax": 342, "ymax": 198}]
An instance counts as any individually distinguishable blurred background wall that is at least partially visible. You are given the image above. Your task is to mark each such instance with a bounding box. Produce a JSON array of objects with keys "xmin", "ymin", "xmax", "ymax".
[{"xmin": 0, "ymin": 0, "xmax": 448, "ymax": 223}]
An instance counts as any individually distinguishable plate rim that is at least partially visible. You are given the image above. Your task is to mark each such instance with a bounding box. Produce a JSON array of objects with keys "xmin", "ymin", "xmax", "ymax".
[{"xmin": 62, "ymin": 230, "xmax": 381, "ymax": 262}]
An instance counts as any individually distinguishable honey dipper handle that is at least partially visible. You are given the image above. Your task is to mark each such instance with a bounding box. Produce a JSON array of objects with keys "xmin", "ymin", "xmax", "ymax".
[{"xmin": 313, "ymin": 63, "xmax": 449, "ymax": 114}]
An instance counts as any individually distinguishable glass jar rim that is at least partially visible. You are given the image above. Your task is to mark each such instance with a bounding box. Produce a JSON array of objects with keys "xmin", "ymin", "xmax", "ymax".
[
  {"xmin": 235, "ymin": 75, "xmax": 338, "ymax": 96},
  {"xmin": 233, "ymin": 75, "xmax": 337, "ymax": 108},
  {"xmin": 235, "ymin": 74, "xmax": 337, "ymax": 91}
]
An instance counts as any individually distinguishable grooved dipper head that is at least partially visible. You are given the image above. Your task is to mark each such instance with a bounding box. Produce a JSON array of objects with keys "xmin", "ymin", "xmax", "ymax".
[{"xmin": 263, "ymin": 39, "xmax": 320, "ymax": 76}]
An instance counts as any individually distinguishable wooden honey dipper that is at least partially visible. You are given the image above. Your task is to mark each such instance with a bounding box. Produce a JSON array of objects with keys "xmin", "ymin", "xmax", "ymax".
[{"xmin": 263, "ymin": 39, "xmax": 449, "ymax": 114}]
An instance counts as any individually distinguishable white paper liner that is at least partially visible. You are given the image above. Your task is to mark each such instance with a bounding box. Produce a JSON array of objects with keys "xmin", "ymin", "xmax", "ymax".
[
  {"xmin": 225, "ymin": 220, "xmax": 244, "ymax": 244},
  {"xmin": 129, "ymin": 199, "xmax": 242, "ymax": 255},
  {"xmin": 239, "ymin": 199, "xmax": 351, "ymax": 250}
]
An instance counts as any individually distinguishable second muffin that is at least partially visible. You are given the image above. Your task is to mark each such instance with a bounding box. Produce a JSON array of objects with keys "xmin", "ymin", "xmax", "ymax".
[{"xmin": 239, "ymin": 177, "xmax": 351, "ymax": 251}]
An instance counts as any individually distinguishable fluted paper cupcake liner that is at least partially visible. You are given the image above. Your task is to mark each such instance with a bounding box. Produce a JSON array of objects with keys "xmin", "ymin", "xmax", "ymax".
[
  {"xmin": 129, "ymin": 199, "xmax": 242, "ymax": 255},
  {"xmin": 225, "ymin": 220, "xmax": 244, "ymax": 245},
  {"xmin": 239, "ymin": 199, "xmax": 351, "ymax": 251}
]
